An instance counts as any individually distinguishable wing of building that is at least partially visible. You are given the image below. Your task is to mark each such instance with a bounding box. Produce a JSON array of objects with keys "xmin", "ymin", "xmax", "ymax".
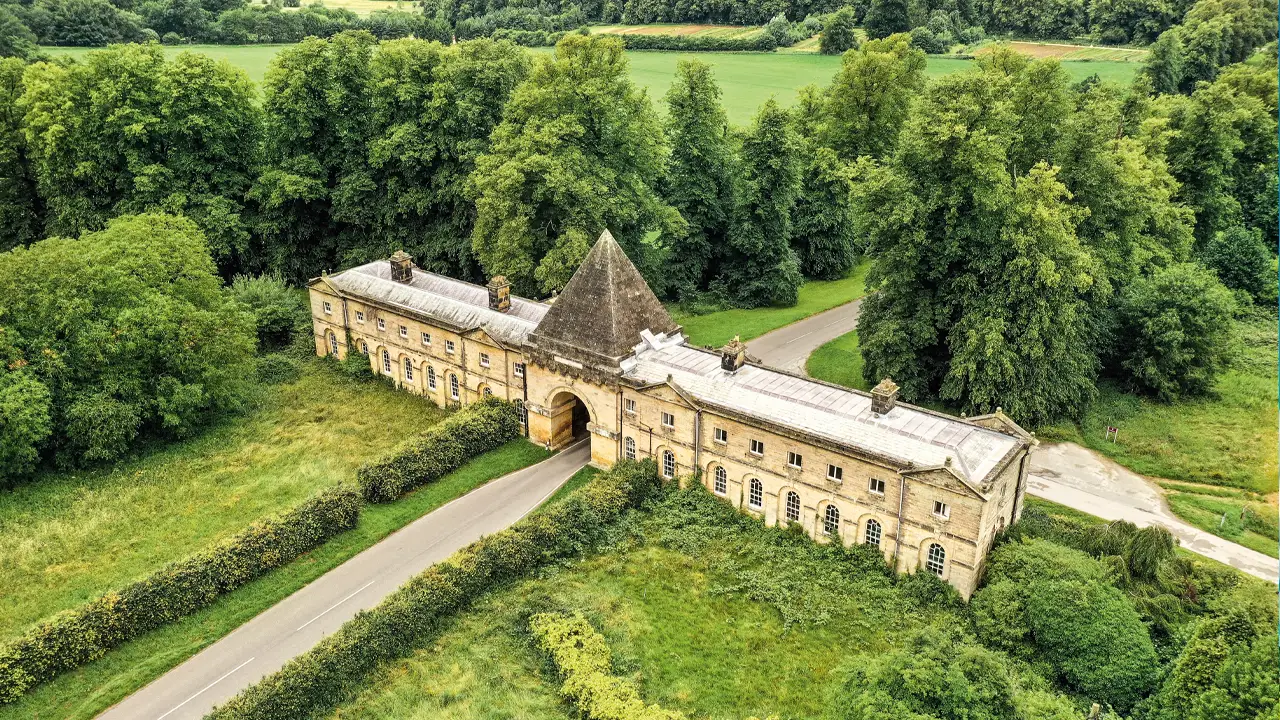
[{"xmin": 307, "ymin": 231, "xmax": 1035, "ymax": 598}]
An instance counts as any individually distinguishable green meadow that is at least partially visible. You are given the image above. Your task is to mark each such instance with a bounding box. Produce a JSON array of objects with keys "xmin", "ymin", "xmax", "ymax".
[{"xmin": 40, "ymin": 44, "xmax": 1141, "ymax": 124}]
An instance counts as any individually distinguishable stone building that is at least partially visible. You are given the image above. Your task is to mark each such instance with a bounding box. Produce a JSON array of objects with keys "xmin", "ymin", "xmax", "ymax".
[{"xmin": 308, "ymin": 231, "xmax": 1035, "ymax": 598}]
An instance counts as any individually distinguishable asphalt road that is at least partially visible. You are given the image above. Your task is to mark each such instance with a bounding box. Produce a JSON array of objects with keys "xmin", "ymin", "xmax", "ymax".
[
  {"xmin": 747, "ymin": 299, "xmax": 862, "ymax": 375},
  {"xmin": 97, "ymin": 441, "xmax": 591, "ymax": 720},
  {"xmin": 747, "ymin": 300, "xmax": 1276, "ymax": 582}
]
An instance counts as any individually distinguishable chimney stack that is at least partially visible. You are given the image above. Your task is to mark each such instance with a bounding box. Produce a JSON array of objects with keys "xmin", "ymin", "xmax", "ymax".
[
  {"xmin": 720, "ymin": 335, "xmax": 748, "ymax": 373},
  {"xmin": 487, "ymin": 275, "xmax": 511, "ymax": 312},
  {"xmin": 389, "ymin": 250, "xmax": 414, "ymax": 283},
  {"xmin": 871, "ymin": 377, "xmax": 899, "ymax": 415}
]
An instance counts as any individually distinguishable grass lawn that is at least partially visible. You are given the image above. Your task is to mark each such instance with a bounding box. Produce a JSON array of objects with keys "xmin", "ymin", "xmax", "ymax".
[
  {"xmin": 325, "ymin": 487, "xmax": 952, "ymax": 720},
  {"xmin": 0, "ymin": 438, "xmax": 552, "ymax": 720},
  {"xmin": 1159, "ymin": 480, "xmax": 1277, "ymax": 558},
  {"xmin": 806, "ymin": 328, "xmax": 867, "ymax": 391},
  {"xmin": 672, "ymin": 260, "xmax": 869, "ymax": 347},
  {"xmin": 0, "ymin": 360, "xmax": 444, "ymax": 643},
  {"xmin": 40, "ymin": 46, "xmax": 1141, "ymax": 124}
]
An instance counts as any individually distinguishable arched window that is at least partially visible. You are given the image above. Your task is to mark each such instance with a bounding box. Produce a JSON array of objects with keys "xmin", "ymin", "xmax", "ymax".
[
  {"xmin": 624, "ymin": 436, "xmax": 636, "ymax": 461},
  {"xmin": 748, "ymin": 478, "xmax": 763, "ymax": 509},
  {"xmin": 785, "ymin": 491, "xmax": 800, "ymax": 523},
  {"xmin": 449, "ymin": 373, "xmax": 459, "ymax": 400},
  {"xmin": 864, "ymin": 519, "xmax": 882, "ymax": 548},
  {"xmin": 359, "ymin": 340, "xmax": 368, "ymax": 355},
  {"xmin": 427, "ymin": 366, "xmax": 436, "ymax": 390},
  {"xmin": 662, "ymin": 450, "xmax": 676, "ymax": 479},
  {"xmin": 823, "ymin": 504, "xmax": 840, "ymax": 536},
  {"xmin": 713, "ymin": 466, "xmax": 727, "ymax": 495},
  {"xmin": 327, "ymin": 331, "xmax": 338, "ymax": 356},
  {"xmin": 403, "ymin": 357, "xmax": 413, "ymax": 382},
  {"xmin": 382, "ymin": 349, "xmax": 391, "ymax": 374},
  {"xmin": 926, "ymin": 543, "xmax": 946, "ymax": 576},
  {"xmin": 483, "ymin": 386, "xmax": 492, "ymax": 397}
]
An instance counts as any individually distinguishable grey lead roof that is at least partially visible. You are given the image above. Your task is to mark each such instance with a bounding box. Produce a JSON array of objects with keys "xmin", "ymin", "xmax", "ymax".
[
  {"xmin": 621, "ymin": 335, "xmax": 1021, "ymax": 486},
  {"xmin": 325, "ymin": 261, "xmax": 548, "ymax": 347}
]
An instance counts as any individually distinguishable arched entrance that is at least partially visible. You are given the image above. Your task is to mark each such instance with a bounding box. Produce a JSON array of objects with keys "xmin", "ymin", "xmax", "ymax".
[{"xmin": 547, "ymin": 390, "xmax": 591, "ymax": 448}]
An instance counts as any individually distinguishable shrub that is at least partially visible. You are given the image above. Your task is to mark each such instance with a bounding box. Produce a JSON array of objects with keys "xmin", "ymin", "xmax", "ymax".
[
  {"xmin": 1115, "ymin": 262, "xmax": 1237, "ymax": 401},
  {"xmin": 356, "ymin": 397, "xmax": 521, "ymax": 502},
  {"xmin": 1200, "ymin": 226, "xmax": 1273, "ymax": 304},
  {"xmin": 909, "ymin": 25, "xmax": 949, "ymax": 53},
  {"xmin": 205, "ymin": 460, "xmax": 659, "ymax": 720},
  {"xmin": 819, "ymin": 6, "xmax": 858, "ymax": 54},
  {"xmin": 0, "ymin": 485, "xmax": 361, "ymax": 703},
  {"xmin": 0, "ymin": 367, "xmax": 52, "ymax": 487},
  {"xmin": 897, "ymin": 566, "xmax": 965, "ymax": 611},
  {"xmin": 229, "ymin": 273, "xmax": 308, "ymax": 351},
  {"xmin": 256, "ymin": 353, "xmax": 303, "ymax": 384},
  {"xmin": 336, "ymin": 347, "xmax": 375, "ymax": 380},
  {"xmin": 531, "ymin": 611, "xmax": 688, "ymax": 720}
]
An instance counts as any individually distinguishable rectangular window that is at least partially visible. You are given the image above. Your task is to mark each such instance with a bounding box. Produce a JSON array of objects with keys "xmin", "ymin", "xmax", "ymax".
[
  {"xmin": 356, "ymin": 310, "xmax": 365, "ymax": 323},
  {"xmin": 933, "ymin": 501, "xmax": 950, "ymax": 519},
  {"xmin": 713, "ymin": 427, "xmax": 727, "ymax": 444},
  {"xmin": 514, "ymin": 362, "xmax": 525, "ymax": 378},
  {"xmin": 422, "ymin": 332, "xmax": 431, "ymax": 345},
  {"xmin": 479, "ymin": 352, "xmax": 490, "ymax": 368},
  {"xmin": 377, "ymin": 318, "xmax": 386, "ymax": 331},
  {"xmin": 869, "ymin": 478, "xmax": 886, "ymax": 495},
  {"xmin": 445, "ymin": 340, "xmax": 455, "ymax": 354},
  {"xmin": 750, "ymin": 439, "xmax": 764, "ymax": 456},
  {"xmin": 661, "ymin": 411, "xmax": 675, "ymax": 429},
  {"xmin": 399, "ymin": 325, "xmax": 408, "ymax": 338},
  {"xmin": 322, "ymin": 301, "xmax": 332, "ymax": 315},
  {"xmin": 787, "ymin": 451, "xmax": 802, "ymax": 469},
  {"xmin": 827, "ymin": 464, "xmax": 844, "ymax": 482},
  {"xmin": 624, "ymin": 398, "xmax": 636, "ymax": 414}
]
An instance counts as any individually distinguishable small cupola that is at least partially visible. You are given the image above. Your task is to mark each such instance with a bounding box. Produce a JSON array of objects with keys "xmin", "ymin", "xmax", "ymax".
[
  {"xmin": 871, "ymin": 377, "xmax": 899, "ymax": 415},
  {"xmin": 720, "ymin": 335, "xmax": 748, "ymax": 373},
  {"xmin": 487, "ymin": 275, "xmax": 511, "ymax": 312},
  {"xmin": 389, "ymin": 250, "xmax": 414, "ymax": 283}
]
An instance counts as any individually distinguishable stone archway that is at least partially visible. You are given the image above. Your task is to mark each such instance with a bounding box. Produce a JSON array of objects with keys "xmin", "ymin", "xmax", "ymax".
[{"xmin": 547, "ymin": 390, "xmax": 592, "ymax": 449}]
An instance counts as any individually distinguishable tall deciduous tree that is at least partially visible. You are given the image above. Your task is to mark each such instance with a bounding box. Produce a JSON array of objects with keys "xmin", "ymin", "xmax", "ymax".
[
  {"xmin": 660, "ymin": 58, "xmax": 736, "ymax": 298},
  {"xmin": 817, "ymin": 33, "xmax": 926, "ymax": 162},
  {"xmin": 0, "ymin": 214, "xmax": 256, "ymax": 475},
  {"xmin": 470, "ymin": 34, "xmax": 679, "ymax": 295},
  {"xmin": 19, "ymin": 45, "xmax": 260, "ymax": 273},
  {"xmin": 864, "ymin": 0, "xmax": 910, "ymax": 39},
  {"xmin": 790, "ymin": 145, "xmax": 857, "ymax": 280},
  {"xmin": 358, "ymin": 38, "xmax": 529, "ymax": 280},
  {"xmin": 0, "ymin": 58, "xmax": 41, "ymax": 252},
  {"xmin": 976, "ymin": 47, "xmax": 1074, "ymax": 174},
  {"xmin": 819, "ymin": 6, "xmax": 858, "ymax": 54},
  {"xmin": 250, "ymin": 31, "xmax": 375, "ymax": 282},
  {"xmin": 0, "ymin": 6, "xmax": 38, "ymax": 60},
  {"xmin": 716, "ymin": 99, "xmax": 803, "ymax": 308}
]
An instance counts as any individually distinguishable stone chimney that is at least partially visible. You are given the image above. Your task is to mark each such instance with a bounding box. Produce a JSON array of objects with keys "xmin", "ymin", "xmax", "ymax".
[
  {"xmin": 389, "ymin": 250, "xmax": 414, "ymax": 283},
  {"xmin": 720, "ymin": 335, "xmax": 748, "ymax": 373},
  {"xmin": 486, "ymin": 275, "xmax": 511, "ymax": 312},
  {"xmin": 871, "ymin": 377, "xmax": 899, "ymax": 415}
]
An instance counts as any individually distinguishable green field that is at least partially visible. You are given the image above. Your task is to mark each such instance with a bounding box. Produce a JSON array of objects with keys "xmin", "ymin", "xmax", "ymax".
[
  {"xmin": 672, "ymin": 260, "xmax": 869, "ymax": 347},
  {"xmin": 324, "ymin": 486, "xmax": 955, "ymax": 720},
  {"xmin": 40, "ymin": 44, "xmax": 1141, "ymax": 124},
  {"xmin": 806, "ymin": 328, "xmax": 867, "ymax": 391}
]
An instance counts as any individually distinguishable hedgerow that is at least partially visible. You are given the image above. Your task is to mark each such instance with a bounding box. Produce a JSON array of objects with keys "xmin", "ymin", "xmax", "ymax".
[
  {"xmin": 356, "ymin": 396, "xmax": 522, "ymax": 503},
  {"xmin": 206, "ymin": 459, "xmax": 660, "ymax": 720},
  {"xmin": 617, "ymin": 33, "xmax": 777, "ymax": 51},
  {"xmin": 0, "ymin": 485, "xmax": 361, "ymax": 703},
  {"xmin": 530, "ymin": 611, "xmax": 688, "ymax": 720}
]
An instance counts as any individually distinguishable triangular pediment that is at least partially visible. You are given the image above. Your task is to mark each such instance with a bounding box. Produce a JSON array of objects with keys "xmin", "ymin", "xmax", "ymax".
[{"xmin": 902, "ymin": 465, "xmax": 987, "ymax": 500}]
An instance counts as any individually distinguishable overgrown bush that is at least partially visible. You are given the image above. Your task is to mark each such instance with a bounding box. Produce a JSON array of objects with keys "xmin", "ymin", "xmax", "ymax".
[
  {"xmin": 228, "ymin": 273, "xmax": 308, "ymax": 351},
  {"xmin": 618, "ymin": 32, "xmax": 777, "ymax": 51},
  {"xmin": 205, "ymin": 460, "xmax": 660, "ymax": 720},
  {"xmin": 256, "ymin": 353, "xmax": 303, "ymax": 384},
  {"xmin": 0, "ymin": 485, "xmax": 361, "ymax": 703},
  {"xmin": 819, "ymin": 5, "xmax": 858, "ymax": 54},
  {"xmin": 356, "ymin": 397, "xmax": 521, "ymax": 502},
  {"xmin": 532, "ymin": 611, "xmax": 689, "ymax": 719}
]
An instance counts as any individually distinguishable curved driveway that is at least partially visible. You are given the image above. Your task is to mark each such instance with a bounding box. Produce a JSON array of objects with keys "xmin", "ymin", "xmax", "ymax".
[
  {"xmin": 97, "ymin": 441, "xmax": 590, "ymax": 720},
  {"xmin": 749, "ymin": 302, "xmax": 1276, "ymax": 583}
]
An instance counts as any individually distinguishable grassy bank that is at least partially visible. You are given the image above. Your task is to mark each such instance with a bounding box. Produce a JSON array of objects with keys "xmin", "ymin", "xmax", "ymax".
[
  {"xmin": 39, "ymin": 46, "xmax": 1141, "ymax": 124},
  {"xmin": 0, "ymin": 361, "xmax": 442, "ymax": 643},
  {"xmin": 673, "ymin": 260, "xmax": 869, "ymax": 347},
  {"xmin": 0, "ymin": 439, "xmax": 552, "ymax": 720},
  {"xmin": 806, "ymin": 328, "xmax": 867, "ymax": 391}
]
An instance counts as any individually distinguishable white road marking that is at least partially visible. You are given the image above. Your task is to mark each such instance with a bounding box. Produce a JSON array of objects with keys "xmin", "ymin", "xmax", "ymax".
[
  {"xmin": 295, "ymin": 579, "xmax": 376, "ymax": 631},
  {"xmin": 156, "ymin": 657, "xmax": 255, "ymax": 720}
]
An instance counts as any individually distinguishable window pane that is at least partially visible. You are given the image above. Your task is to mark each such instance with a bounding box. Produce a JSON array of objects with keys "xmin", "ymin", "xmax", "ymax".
[
  {"xmin": 786, "ymin": 491, "xmax": 800, "ymax": 522},
  {"xmin": 714, "ymin": 467, "xmax": 726, "ymax": 494},
  {"xmin": 824, "ymin": 505, "xmax": 840, "ymax": 535}
]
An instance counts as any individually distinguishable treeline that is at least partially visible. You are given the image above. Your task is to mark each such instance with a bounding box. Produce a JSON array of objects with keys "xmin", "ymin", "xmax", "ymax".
[{"xmin": 0, "ymin": 0, "xmax": 446, "ymax": 50}]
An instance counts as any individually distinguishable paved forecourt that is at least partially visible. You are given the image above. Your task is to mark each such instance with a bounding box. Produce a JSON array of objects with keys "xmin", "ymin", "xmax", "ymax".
[{"xmin": 97, "ymin": 441, "xmax": 591, "ymax": 720}]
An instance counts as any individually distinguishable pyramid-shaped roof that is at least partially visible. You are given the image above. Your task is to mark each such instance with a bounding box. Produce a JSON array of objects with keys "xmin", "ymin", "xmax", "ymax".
[{"xmin": 527, "ymin": 230, "xmax": 678, "ymax": 369}]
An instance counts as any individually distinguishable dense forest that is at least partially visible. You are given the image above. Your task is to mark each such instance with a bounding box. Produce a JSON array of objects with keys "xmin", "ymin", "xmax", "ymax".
[{"xmin": 0, "ymin": 6, "xmax": 1275, "ymax": 477}]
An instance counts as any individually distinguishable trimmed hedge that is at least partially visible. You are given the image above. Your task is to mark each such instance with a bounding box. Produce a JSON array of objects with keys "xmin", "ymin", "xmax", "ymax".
[
  {"xmin": 617, "ymin": 33, "xmax": 777, "ymax": 51},
  {"xmin": 531, "ymin": 611, "xmax": 687, "ymax": 720},
  {"xmin": 207, "ymin": 459, "xmax": 660, "ymax": 720},
  {"xmin": 0, "ymin": 485, "xmax": 361, "ymax": 703},
  {"xmin": 356, "ymin": 397, "xmax": 522, "ymax": 503}
]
